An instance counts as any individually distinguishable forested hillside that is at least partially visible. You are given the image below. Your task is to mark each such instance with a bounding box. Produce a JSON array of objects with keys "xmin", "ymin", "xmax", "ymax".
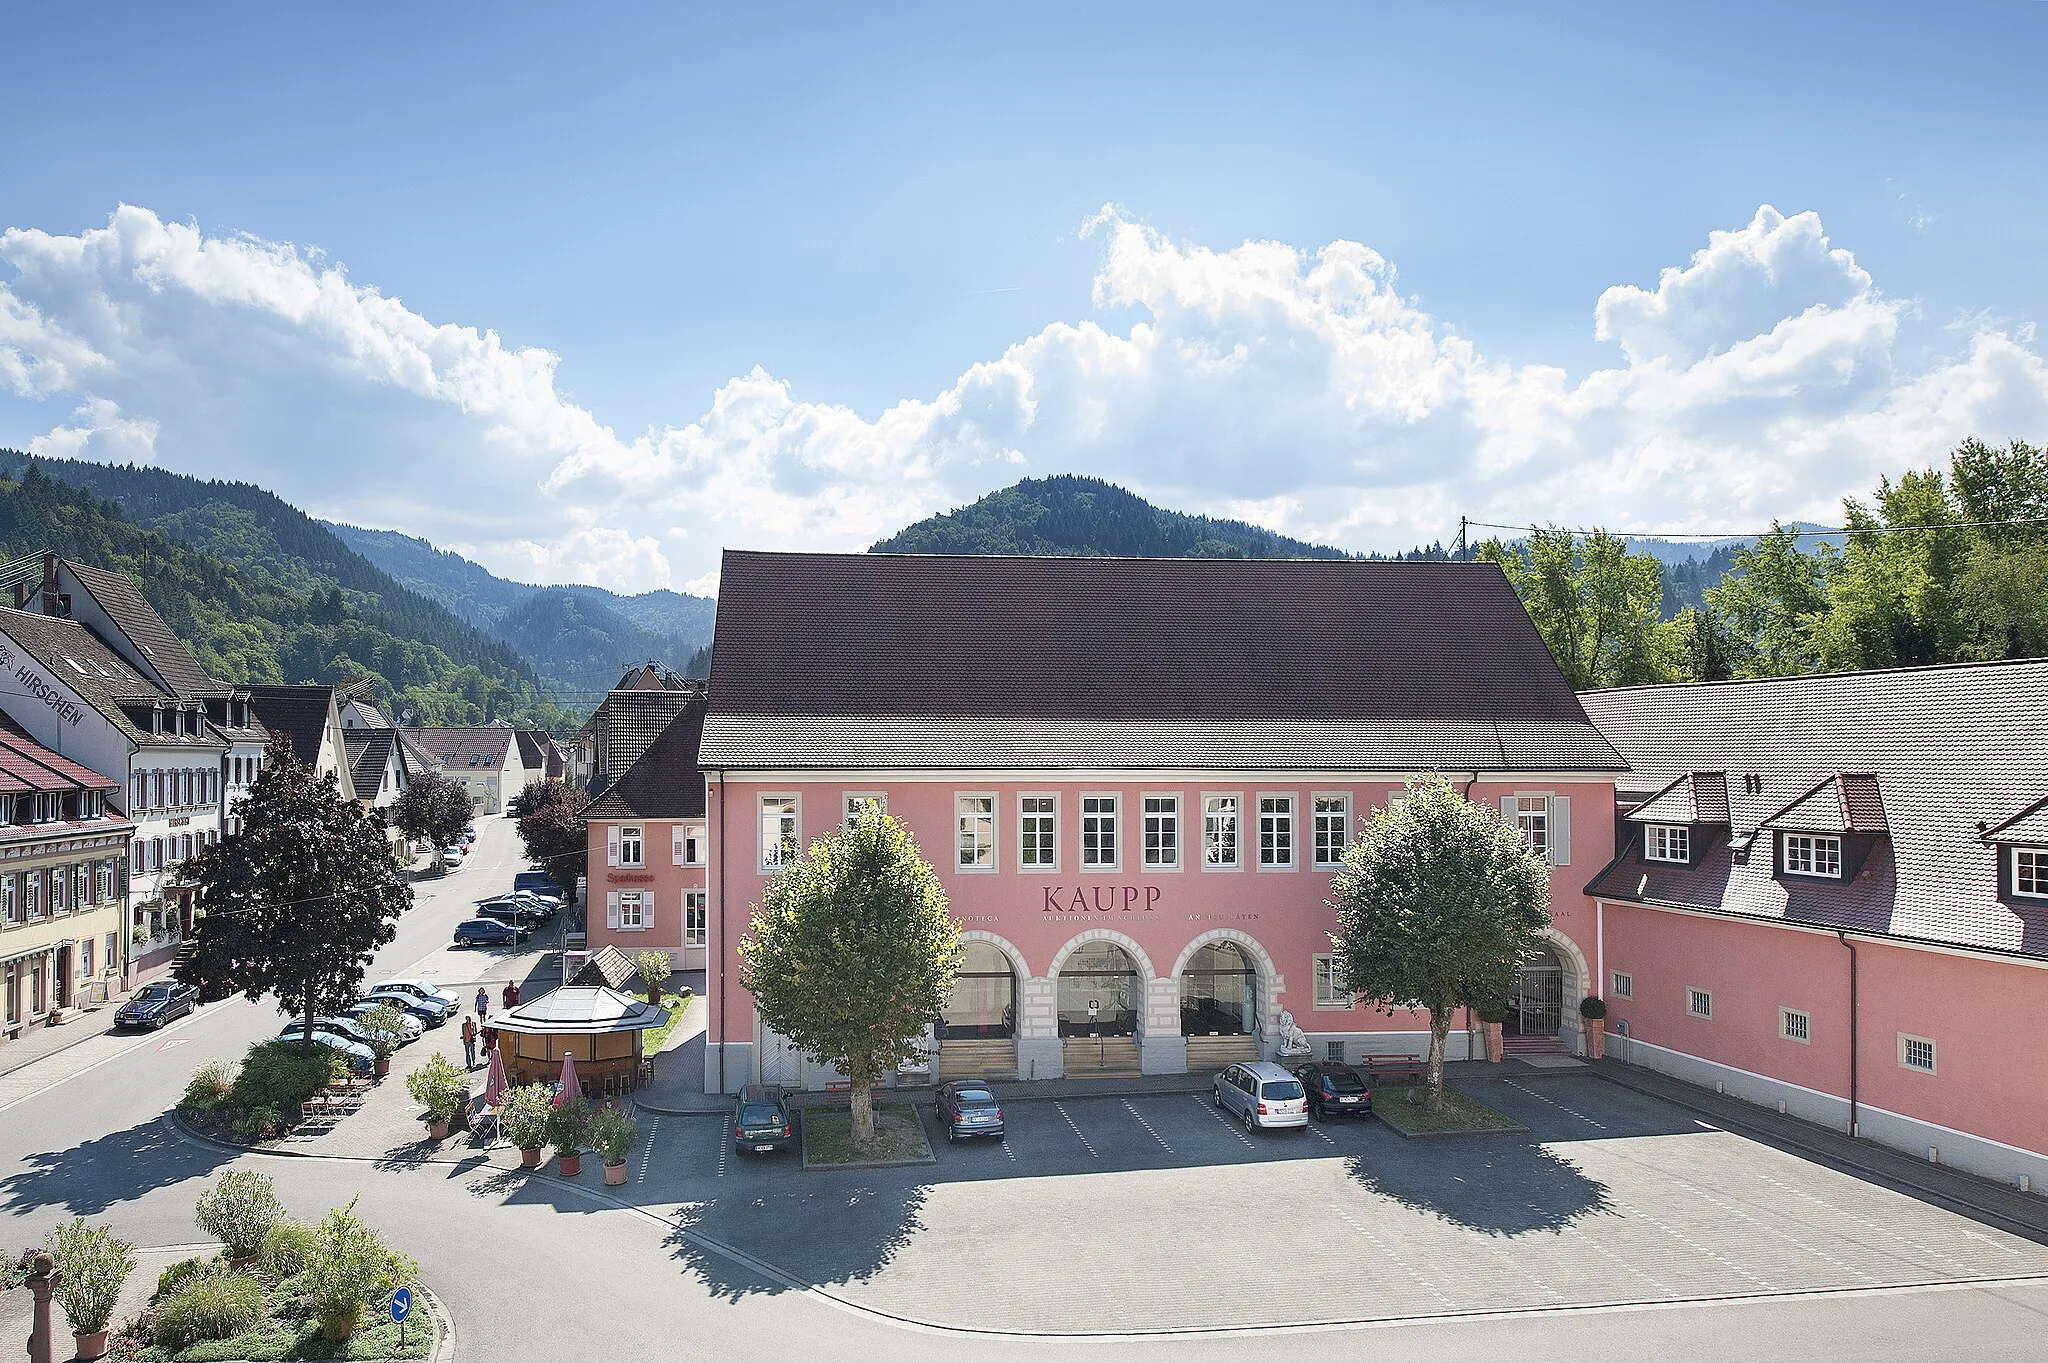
[{"xmin": 0, "ymin": 458, "xmax": 570, "ymax": 730}]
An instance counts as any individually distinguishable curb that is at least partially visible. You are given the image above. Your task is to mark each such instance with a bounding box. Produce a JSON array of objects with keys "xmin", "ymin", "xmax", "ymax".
[{"xmin": 796, "ymin": 1106, "xmax": 938, "ymax": 1171}]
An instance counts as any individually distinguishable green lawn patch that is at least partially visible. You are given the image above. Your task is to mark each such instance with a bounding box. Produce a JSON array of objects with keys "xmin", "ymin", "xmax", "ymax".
[
  {"xmin": 801, "ymin": 1104, "xmax": 934, "ymax": 1167},
  {"xmin": 1374, "ymin": 1086, "xmax": 1526, "ymax": 1138},
  {"xmin": 642, "ymin": 990, "xmax": 694, "ymax": 1054},
  {"xmin": 140, "ymin": 1292, "xmax": 431, "ymax": 1361}
]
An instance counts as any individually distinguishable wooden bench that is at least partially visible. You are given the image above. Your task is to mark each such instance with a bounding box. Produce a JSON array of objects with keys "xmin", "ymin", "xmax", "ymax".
[{"xmin": 1358, "ymin": 1053, "xmax": 1431, "ymax": 1084}]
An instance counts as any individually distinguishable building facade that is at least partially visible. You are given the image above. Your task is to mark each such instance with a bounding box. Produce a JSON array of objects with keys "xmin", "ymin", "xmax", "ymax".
[
  {"xmin": 583, "ymin": 701, "xmax": 708, "ymax": 971},
  {"xmin": 400, "ymin": 726, "xmax": 528, "ymax": 815},
  {"xmin": 695, "ymin": 551, "xmax": 1623, "ymax": 1094}
]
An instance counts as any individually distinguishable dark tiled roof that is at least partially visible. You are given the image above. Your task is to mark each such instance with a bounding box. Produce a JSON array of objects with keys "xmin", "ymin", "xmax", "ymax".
[
  {"xmin": 64, "ymin": 561, "xmax": 229, "ymax": 700},
  {"xmin": 344, "ymin": 729, "xmax": 397, "ymax": 797},
  {"xmin": 248, "ymin": 686, "xmax": 338, "ymax": 771},
  {"xmin": 1984, "ymin": 797, "xmax": 2048, "ymax": 845},
  {"xmin": 569, "ymin": 945, "xmax": 639, "ymax": 990},
  {"xmin": 594, "ymin": 688, "xmax": 700, "ymax": 790},
  {"xmin": 586, "ymin": 701, "xmax": 706, "ymax": 821},
  {"xmin": 1581, "ymin": 659, "xmax": 2048, "ymax": 958},
  {"xmin": 702, "ymin": 551, "xmax": 1621, "ymax": 772},
  {"xmin": 1624, "ymin": 771, "xmax": 1730, "ymax": 826},
  {"xmin": 0, "ymin": 609, "xmax": 218, "ymax": 749}
]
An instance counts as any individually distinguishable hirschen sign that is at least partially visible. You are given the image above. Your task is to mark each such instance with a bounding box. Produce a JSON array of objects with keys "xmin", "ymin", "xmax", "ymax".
[{"xmin": 0, "ymin": 642, "xmax": 88, "ymax": 730}]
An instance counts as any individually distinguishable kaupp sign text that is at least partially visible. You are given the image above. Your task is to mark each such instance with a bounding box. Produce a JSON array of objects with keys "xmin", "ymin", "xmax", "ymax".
[{"xmin": 1042, "ymin": 885, "xmax": 1161, "ymax": 913}]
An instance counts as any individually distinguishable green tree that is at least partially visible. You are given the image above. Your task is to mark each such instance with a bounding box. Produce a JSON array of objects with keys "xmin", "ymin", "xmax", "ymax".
[
  {"xmin": 1329, "ymin": 774, "xmax": 1552, "ymax": 1112},
  {"xmin": 180, "ymin": 733, "xmax": 413, "ymax": 1052},
  {"xmin": 390, "ymin": 771, "xmax": 472, "ymax": 853},
  {"xmin": 515, "ymin": 780, "xmax": 589, "ymax": 881},
  {"xmin": 1479, "ymin": 527, "xmax": 1680, "ymax": 688},
  {"xmin": 1705, "ymin": 523, "xmax": 1832, "ymax": 676},
  {"xmin": 739, "ymin": 810, "xmax": 959, "ymax": 1148}
]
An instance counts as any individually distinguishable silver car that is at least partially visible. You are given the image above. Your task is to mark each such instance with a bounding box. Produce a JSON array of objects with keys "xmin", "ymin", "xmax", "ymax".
[{"xmin": 1212, "ymin": 1060, "xmax": 1310, "ymax": 1131}]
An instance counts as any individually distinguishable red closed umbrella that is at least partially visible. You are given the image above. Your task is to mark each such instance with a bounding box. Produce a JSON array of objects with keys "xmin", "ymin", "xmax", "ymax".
[{"xmin": 557, "ymin": 1051, "xmax": 580, "ymax": 1103}]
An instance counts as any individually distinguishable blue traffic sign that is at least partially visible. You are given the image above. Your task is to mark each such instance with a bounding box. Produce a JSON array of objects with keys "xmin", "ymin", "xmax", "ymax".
[{"xmin": 389, "ymin": 1286, "xmax": 413, "ymax": 1323}]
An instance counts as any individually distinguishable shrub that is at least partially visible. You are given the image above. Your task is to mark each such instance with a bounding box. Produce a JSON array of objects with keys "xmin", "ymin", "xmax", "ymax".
[
  {"xmin": 153, "ymin": 1256, "xmax": 216, "ymax": 1302},
  {"xmin": 588, "ymin": 1106, "xmax": 637, "ymax": 1166},
  {"xmin": 405, "ymin": 1053, "xmax": 468, "ymax": 1123},
  {"xmin": 233, "ymin": 1105, "xmax": 282, "ymax": 1140},
  {"xmin": 181, "ymin": 1061, "xmax": 235, "ymax": 1114},
  {"xmin": 195, "ymin": 1171, "xmax": 286, "ymax": 1260},
  {"xmin": 1474, "ymin": 1002, "xmax": 1509, "ymax": 1025},
  {"xmin": 1580, "ymin": 995, "xmax": 1608, "ymax": 1020},
  {"xmin": 233, "ymin": 1039, "xmax": 345, "ymax": 1116},
  {"xmin": 356, "ymin": 1004, "xmax": 408, "ymax": 1061},
  {"xmin": 45, "ymin": 1218, "xmax": 135, "ymax": 1334},
  {"xmin": 154, "ymin": 1267, "xmax": 265, "ymax": 1349},
  {"xmin": 634, "ymin": 949, "xmax": 673, "ymax": 996},
  {"xmin": 501, "ymin": 1084, "xmax": 555, "ymax": 1152},
  {"xmin": 258, "ymin": 1219, "xmax": 318, "ymax": 1281},
  {"xmin": 548, "ymin": 1094, "xmax": 590, "ymax": 1157},
  {"xmin": 302, "ymin": 1199, "xmax": 416, "ymax": 1343}
]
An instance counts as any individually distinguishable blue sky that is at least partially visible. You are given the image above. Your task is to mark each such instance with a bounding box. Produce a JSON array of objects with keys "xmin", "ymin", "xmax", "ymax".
[{"xmin": 4, "ymin": 3, "xmax": 2047, "ymax": 591}]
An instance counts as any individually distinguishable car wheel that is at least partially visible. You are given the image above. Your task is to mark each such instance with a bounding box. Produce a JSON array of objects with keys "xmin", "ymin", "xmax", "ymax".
[
  {"xmin": 1244, "ymin": 1108, "xmax": 1256, "ymax": 1133},
  {"xmin": 1213, "ymin": 1087, "xmax": 1223, "ymax": 1107},
  {"xmin": 947, "ymin": 1128, "xmax": 957, "ymax": 1143}
]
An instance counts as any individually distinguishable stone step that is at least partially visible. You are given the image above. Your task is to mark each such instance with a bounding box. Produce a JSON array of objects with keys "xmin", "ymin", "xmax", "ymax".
[
  {"xmin": 937, "ymin": 1038, "xmax": 1018, "ymax": 1081},
  {"xmin": 1062, "ymin": 1036, "xmax": 1141, "ymax": 1079},
  {"xmin": 1184, "ymin": 1034, "xmax": 1260, "ymax": 1071}
]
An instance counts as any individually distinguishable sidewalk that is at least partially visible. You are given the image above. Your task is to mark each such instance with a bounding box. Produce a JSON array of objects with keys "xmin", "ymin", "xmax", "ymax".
[{"xmin": 0, "ymin": 995, "xmax": 124, "ymax": 1080}]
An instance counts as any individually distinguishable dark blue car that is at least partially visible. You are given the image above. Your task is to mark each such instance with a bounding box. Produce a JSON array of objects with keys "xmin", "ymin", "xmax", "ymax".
[{"xmin": 453, "ymin": 918, "xmax": 524, "ymax": 947}]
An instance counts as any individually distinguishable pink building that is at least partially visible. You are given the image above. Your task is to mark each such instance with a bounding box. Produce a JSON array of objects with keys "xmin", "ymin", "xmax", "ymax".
[
  {"xmin": 695, "ymin": 551, "xmax": 1623, "ymax": 1094},
  {"xmin": 1581, "ymin": 662, "xmax": 2048, "ymax": 1192},
  {"xmin": 583, "ymin": 700, "xmax": 709, "ymax": 971}
]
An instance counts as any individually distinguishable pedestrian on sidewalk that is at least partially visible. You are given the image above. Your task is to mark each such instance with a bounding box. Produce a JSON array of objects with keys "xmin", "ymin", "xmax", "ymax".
[
  {"xmin": 475, "ymin": 986, "xmax": 488, "ymax": 1020},
  {"xmin": 502, "ymin": 979, "xmax": 519, "ymax": 1011},
  {"xmin": 461, "ymin": 1013, "xmax": 478, "ymax": 1069}
]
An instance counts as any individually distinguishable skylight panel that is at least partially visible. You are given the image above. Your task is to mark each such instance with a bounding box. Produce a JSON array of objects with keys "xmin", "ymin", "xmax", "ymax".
[{"xmin": 63, "ymin": 657, "xmax": 86, "ymax": 674}]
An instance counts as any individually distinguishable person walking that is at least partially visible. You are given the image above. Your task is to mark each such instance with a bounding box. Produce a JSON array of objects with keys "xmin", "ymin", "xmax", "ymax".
[
  {"xmin": 475, "ymin": 986, "xmax": 489, "ymax": 1020},
  {"xmin": 461, "ymin": 1013, "xmax": 478, "ymax": 1070},
  {"xmin": 502, "ymin": 979, "xmax": 520, "ymax": 1012}
]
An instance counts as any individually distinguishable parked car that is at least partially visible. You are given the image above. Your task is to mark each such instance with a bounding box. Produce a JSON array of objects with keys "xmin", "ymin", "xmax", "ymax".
[
  {"xmin": 342, "ymin": 1000, "xmax": 424, "ymax": 1044},
  {"xmin": 474, "ymin": 898, "xmax": 548, "ymax": 929},
  {"xmin": 441, "ymin": 847, "xmax": 465, "ymax": 868},
  {"xmin": 934, "ymin": 1080, "xmax": 1005, "ymax": 1142},
  {"xmin": 114, "ymin": 981, "xmax": 198, "ymax": 1030},
  {"xmin": 506, "ymin": 888, "xmax": 560, "ymax": 914},
  {"xmin": 514, "ymin": 871, "xmax": 565, "ymax": 900},
  {"xmin": 274, "ymin": 1022, "xmax": 376, "ymax": 1074},
  {"xmin": 1212, "ymin": 1061, "xmax": 1310, "ymax": 1131},
  {"xmin": 453, "ymin": 918, "xmax": 524, "ymax": 947},
  {"xmin": 370, "ymin": 979, "xmax": 462, "ymax": 1019},
  {"xmin": 733, "ymin": 1093, "xmax": 792, "ymax": 1154},
  {"xmin": 360, "ymin": 990, "xmax": 449, "ymax": 1028},
  {"xmin": 1290, "ymin": 1060, "xmax": 1372, "ymax": 1118}
]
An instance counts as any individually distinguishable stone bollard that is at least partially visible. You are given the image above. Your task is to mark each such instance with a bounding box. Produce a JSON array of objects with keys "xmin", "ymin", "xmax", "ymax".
[{"xmin": 26, "ymin": 1249, "xmax": 58, "ymax": 1363}]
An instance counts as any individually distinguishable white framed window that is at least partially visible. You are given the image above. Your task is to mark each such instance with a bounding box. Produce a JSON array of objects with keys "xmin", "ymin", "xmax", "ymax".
[
  {"xmin": 50, "ymin": 867, "xmax": 68, "ymax": 914},
  {"xmin": 615, "ymin": 891, "xmax": 644, "ymax": 930},
  {"xmin": 24, "ymin": 871, "xmax": 41, "ymax": 920},
  {"xmin": 1611, "ymin": 971, "xmax": 1632, "ymax": 999},
  {"xmin": 0, "ymin": 875, "xmax": 12, "ymax": 925},
  {"xmin": 104, "ymin": 931, "xmax": 118, "ymax": 975},
  {"xmin": 1645, "ymin": 824, "xmax": 1690, "ymax": 863},
  {"xmin": 760, "ymin": 795, "xmax": 799, "ymax": 870},
  {"xmin": 1080, "ymin": 794, "xmax": 1119, "ymax": 869},
  {"xmin": 2013, "ymin": 847, "xmax": 2048, "ymax": 899},
  {"xmin": 1202, "ymin": 794, "xmax": 1241, "ymax": 870},
  {"xmin": 1898, "ymin": 1033, "xmax": 1936, "ymax": 1074},
  {"xmin": 1019, "ymin": 795, "xmax": 1058, "ymax": 870},
  {"xmin": 1781, "ymin": 1008, "xmax": 1811, "ymax": 1044},
  {"xmin": 1687, "ymin": 987, "xmax": 1712, "ymax": 1019},
  {"xmin": 1783, "ymin": 834, "xmax": 1842, "ymax": 878},
  {"xmin": 1312, "ymin": 954, "xmax": 1352, "ymax": 1010},
  {"xmin": 618, "ymin": 824, "xmax": 644, "ymax": 867},
  {"xmin": 955, "ymin": 794, "xmax": 996, "ymax": 871},
  {"xmin": 1142, "ymin": 795, "xmax": 1180, "ymax": 869},
  {"xmin": 1513, "ymin": 794, "xmax": 1551, "ymax": 861},
  {"xmin": 95, "ymin": 860, "xmax": 113, "ymax": 904},
  {"xmin": 843, "ymin": 792, "xmax": 886, "ymax": 826},
  {"xmin": 684, "ymin": 891, "xmax": 707, "ymax": 946},
  {"xmin": 1258, "ymin": 795, "xmax": 1296, "ymax": 869},
  {"xmin": 1312, "ymin": 794, "xmax": 1350, "ymax": 868}
]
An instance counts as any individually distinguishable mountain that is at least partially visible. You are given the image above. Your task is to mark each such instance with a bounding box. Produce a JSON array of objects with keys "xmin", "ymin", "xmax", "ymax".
[
  {"xmin": 0, "ymin": 457, "xmax": 571, "ymax": 731},
  {"xmin": 325, "ymin": 524, "xmax": 714, "ymax": 695}
]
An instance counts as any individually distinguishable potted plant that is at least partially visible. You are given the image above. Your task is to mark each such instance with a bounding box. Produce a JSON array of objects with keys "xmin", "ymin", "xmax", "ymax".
[
  {"xmin": 634, "ymin": 949, "xmax": 673, "ymax": 1007},
  {"xmin": 45, "ymin": 1218, "xmax": 134, "ymax": 1360},
  {"xmin": 303, "ymin": 1199, "xmax": 416, "ymax": 1343},
  {"xmin": 589, "ymin": 1105, "xmax": 637, "ymax": 1185},
  {"xmin": 1475, "ymin": 1003, "xmax": 1508, "ymax": 1062},
  {"xmin": 356, "ymin": 1003, "xmax": 407, "ymax": 1079},
  {"xmin": 405, "ymin": 1053, "xmax": 467, "ymax": 1140},
  {"xmin": 1580, "ymin": 995, "xmax": 1608, "ymax": 1060},
  {"xmin": 502, "ymin": 1084, "xmax": 554, "ymax": 1168},
  {"xmin": 193, "ymin": 1170, "xmax": 285, "ymax": 1269},
  {"xmin": 549, "ymin": 1094, "xmax": 590, "ymax": 1177}
]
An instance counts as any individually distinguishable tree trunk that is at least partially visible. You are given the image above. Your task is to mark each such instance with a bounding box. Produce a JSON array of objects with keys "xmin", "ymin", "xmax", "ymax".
[
  {"xmin": 1426, "ymin": 1013, "xmax": 1451, "ymax": 1113},
  {"xmin": 303, "ymin": 985, "xmax": 318, "ymax": 1057},
  {"xmin": 848, "ymin": 1067, "xmax": 875, "ymax": 1148}
]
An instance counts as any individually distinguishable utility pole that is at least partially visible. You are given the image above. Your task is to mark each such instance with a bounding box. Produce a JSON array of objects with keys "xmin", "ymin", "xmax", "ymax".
[{"xmin": 1457, "ymin": 517, "xmax": 1467, "ymax": 562}]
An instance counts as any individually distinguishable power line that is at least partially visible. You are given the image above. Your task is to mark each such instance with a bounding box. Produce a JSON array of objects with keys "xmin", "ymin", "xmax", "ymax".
[{"xmin": 1461, "ymin": 514, "xmax": 2048, "ymax": 542}]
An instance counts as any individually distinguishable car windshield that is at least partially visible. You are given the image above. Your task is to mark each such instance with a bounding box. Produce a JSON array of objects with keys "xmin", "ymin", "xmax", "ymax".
[
  {"xmin": 136, "ymin": 985, "xmax": 172, "ymax": 1001},
  {"xmin": 954, "ymin": 1089, "xmax": 997, "ymax": 1107},
  {"xmin": 1324, "ymin": 1071, "xmax": 1367, "ymax": 1093},
  {"xmin": 738, "ymin": 1105, "xmax": 783, "ymax": 1125},
  {"xmin": 1260, "ymin": 1080, "xmax": 1306, "ymax": 1100}
]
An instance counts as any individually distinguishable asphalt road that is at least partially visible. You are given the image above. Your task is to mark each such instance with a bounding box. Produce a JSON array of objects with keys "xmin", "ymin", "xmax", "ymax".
[{"xmin": 3, "ymin": 817, "xmax": 2046, "ymax": 1359}]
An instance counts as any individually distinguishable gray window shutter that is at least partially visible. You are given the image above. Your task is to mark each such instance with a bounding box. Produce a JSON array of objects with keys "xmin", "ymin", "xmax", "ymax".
[
  {"xmin": 606, "ymin": 892, "xmax": 621, "ymax": 930},
  {"xmin": 1551, "ymin": 795, "xmax": 1571, "ymax": 866},
  {"xmin": 1501, "ymin": 794, "xmax": 1515, "ymax": 823},
  {"xmin": 672, "ymin": 826, "xmax": 685, "ymax": 866},
  {"xmin": 606, "ymin": 826, "xmax": 620, "ymax": 867}
]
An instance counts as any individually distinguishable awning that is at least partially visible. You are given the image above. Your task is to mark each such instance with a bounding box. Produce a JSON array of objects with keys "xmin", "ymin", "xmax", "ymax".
[{"xmin": 485, "ymin": 985, "xmax": 669, "ymax": 1037}]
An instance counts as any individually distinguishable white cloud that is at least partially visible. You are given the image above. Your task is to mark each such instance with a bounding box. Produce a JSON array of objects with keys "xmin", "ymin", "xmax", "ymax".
[{"xmin": 3, "ymin": 201, "xmax": 2045, "ymax": 593}]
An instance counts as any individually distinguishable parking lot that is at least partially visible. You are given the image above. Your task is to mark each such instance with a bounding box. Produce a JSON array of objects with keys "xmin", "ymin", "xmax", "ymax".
[{"xmin": 639, "ymin": 1072, "xmax": 2048, "ymax": 1333}]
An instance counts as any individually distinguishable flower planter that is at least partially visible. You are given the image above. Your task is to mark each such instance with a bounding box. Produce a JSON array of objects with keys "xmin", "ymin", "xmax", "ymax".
[
  {"xmin": 74, "ymin": 1329, "xmax": 110, "ymax": 1360},
  {"xmin": 1584, "ymin": 1016, "xmax": 1605, "ymax": 1060},
  {"xmin": 519, "ymin": 1146, "xmax": 543, "ymax": 1169},
  {"xmin": 429, "ymin": 1118, "xmax": 451, "ymax": 1141},
  {"xmin": 603, "ymin": 1161, "xmax": 627, "ymax": 1186},
  {"xmin": 373, "ymin": 1057, "xmax": 391, "ymax": 1078},
  {"xmin": 557, "ymin": 1152, "xmax": 582, "ymax": 1177},
  {"xmin": 1482, "ymin": 1022, "xmax": 1504, "ymax": 1063}
]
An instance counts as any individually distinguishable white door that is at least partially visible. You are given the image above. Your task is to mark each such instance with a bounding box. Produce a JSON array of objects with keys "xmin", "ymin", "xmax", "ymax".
[{"xmin": 759, "ymin": 1027, "xmax": 802, "ymax": 1089}]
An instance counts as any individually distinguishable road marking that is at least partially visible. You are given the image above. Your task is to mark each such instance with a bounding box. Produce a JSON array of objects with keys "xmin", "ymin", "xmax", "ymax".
[
  {"xmin": 1193, "ymin": 1094, "xmax": 1257, "ymax": 1148},
  {"xmin": 1664, "ymin": 1174, "xmax": 1878, "ymax": 1284},
  {"xmin": 0, "ymin": 1003, "xmax": 222, "ymax": 1114},
  {"xmin": 1306, "ymin": 1122, "xmax": 1338, "ymax": 1146},
  {"xmin": 1053, "ymin": 1102, "xmax": 1099, "ymax": 1158},
  {"xmin": 1331, "ymin": 1204, "xmax": 1458, "ymax": 1310},
  {"xmin": 1504, "ymin": 1079, "xmax": 1609, "ymax": 1131},
  {"xmin": 1622, "ymin": 1202, "xmax": 1770, "ymax": 1288},
  {"xmin": 640, "ymin": 1117, "xmax": 660, "ymax": 1180},
  {"xmin": 715, "ymin": 1124, "xmax": 729, "ymax": 1178},
  {"xmin": 1754, "ymin": 1173, "xmax": 1974, "ymax": 1275},
  {"xmin": 1121, "ymin": 1099, "xmax": 1175, "ymax": 1154},
  {"xmin": 1000, "ymin": 1135, "xmax": 1017, "ymax": 1162},
  {"xmin": 1535, "ymin": 1203, "xmax": 1675, "ymax": 1294},
  {"xmin": 156, "ymin": 1037, "xmax": 193, "ymax": 1051}
]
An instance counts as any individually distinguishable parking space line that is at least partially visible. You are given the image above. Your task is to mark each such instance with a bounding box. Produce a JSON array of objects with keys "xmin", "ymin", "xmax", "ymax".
[
  {"xmin": 1537, "ymin": 1204, "xmax": 1675, "ymax": 1295},
  {"xmin": 1331, "ymin": 1205, "xmax": 1457, "ymax": 1310},
  {"xmin": 1753, "ymin": 1173, "xmax": 1973, "ymax": 1275},
  {"xmin": 1000, "ymin": 1135, "xmax": 1017, "ymax": 1162},
  {"xmin": 640, "ymin": 1117, "xmax": 661, "ymax": 1181},
  {"xmin": 1053, "ymin": 1102, "xmax": 1099, "ymax": 1159},
  {"xmin": 1622, "ymin": 1203, "xmax": 1770, "ymax": 1288},
  {"xmin": 716, "ymin": 1124, "xmax": 729, "ymax": 1178},
  {"xmin": 1121, "ymin": 1100, "xmax": 1175, "ymax": 1154},
  {"xmin": 1193, "ymin": 1094, "xmax": 1256, "ymax": 1148},
  {"xmin": 1666, "ymin": 1175, "xmax": 1879, "ymax": 1284},
  {"xmin": 1504, "ymin": 1079, "xmax": 1609, "ymax": 1131},
  {"xmin": 1305, "ymin": 1122, "xmax": 1338, "ymax": 1147}
]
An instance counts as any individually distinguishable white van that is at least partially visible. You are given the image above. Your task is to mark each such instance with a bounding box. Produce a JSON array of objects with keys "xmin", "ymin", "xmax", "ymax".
[{"xmin": 1212, "ymin": 1060, "xmax": 1310, "ymax": 1131}]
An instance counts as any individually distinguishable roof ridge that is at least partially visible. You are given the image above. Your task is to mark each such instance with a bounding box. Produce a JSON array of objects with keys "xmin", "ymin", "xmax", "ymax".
[{"xmin": 1582, "ymin": 655, "xmax": 2048, "ymax": 698}]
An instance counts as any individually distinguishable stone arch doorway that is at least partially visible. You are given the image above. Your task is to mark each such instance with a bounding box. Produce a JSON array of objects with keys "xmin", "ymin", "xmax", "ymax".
[
  {"xmin": 1056, "ymin": 940, "xmax": 1141, "ymax": 1036},
  {"xmin": 1180, "ymin": 940, "xmax": 1258, "ymax": 1036},
  {"xmin": 939, "ymin": 940, "xmax": 1017, "ymax": 1039},
  {"xmin": 1508, "ymin": 941, "xmax": 1564, "ymax": 1038}
]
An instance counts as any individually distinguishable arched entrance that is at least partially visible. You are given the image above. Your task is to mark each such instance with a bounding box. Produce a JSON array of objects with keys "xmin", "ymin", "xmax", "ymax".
[
  {"xmin": 939, "ymin": 940, "xmax": 1016, "ymax": 1039},
  {"xmin": 1180, "ymin": 941, "xmax": 1258, "ymax": 1036},
  {"xmin": 1056, "ymin": 940, "xmax": 1139, "ymax": 1037},
  {"xmin": 1507, "ymin": 942, "xmax": 1564, "ymax": 1038}
]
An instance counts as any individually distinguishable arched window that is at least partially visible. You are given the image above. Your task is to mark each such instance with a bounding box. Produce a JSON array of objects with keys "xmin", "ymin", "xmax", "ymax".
[
  {"xmin": 939, "ymin": 941, "xmax": 1016, "ymax": 1039},
  {"xmin": 1056, "ymin": 941, "xmax": 1139, "ymax": 1036},
  {"xmin": 1181, "ymin": 941, "xmax": 1258, "ymax": 1036}
]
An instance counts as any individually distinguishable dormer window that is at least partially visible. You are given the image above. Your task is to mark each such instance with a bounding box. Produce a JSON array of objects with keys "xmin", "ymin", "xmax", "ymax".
[
  {"xmin": 1783, "ymin": 834, "xmax": 1842, "ymax": 879},
  {"xmin": 2014, "ymin": 848, "xmax": 2048, "ymax": 900},
  {"xmin": 1644, "ymin": 825, "xmax": 1690, "ymax": 863}
]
